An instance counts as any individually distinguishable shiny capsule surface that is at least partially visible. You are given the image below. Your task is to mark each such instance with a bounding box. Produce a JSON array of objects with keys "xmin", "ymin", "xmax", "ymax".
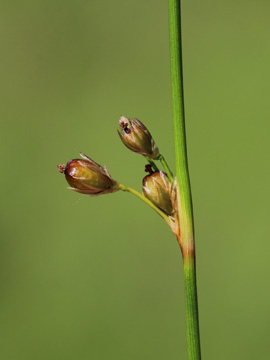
[{"xmin": 60, "ymin": 153, "xmax": 119, "ymax": 196}]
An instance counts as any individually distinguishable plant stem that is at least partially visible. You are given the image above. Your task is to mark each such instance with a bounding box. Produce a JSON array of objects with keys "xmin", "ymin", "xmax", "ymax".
[
  {"xmin": 183, "ymin": 254, "xmax": 201, "ymax": 360},
  {"xmin": 158, "ymin": 154, "xmax": 174, "ymax": 181},
  {"xmin": 145, "ymin": 157, "xmax": 159, "ymax": 172},
  {"xmin": 168, "ymin": 0, "xmax": 201, "ymax": 359},
  {"xmin": 118, "ymin": 183, "xmax": 171, "ymax": 226}
]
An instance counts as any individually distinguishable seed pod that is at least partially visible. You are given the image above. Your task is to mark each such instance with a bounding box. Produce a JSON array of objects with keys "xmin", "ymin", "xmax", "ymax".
[
  {"xmin": 143, "ymin": 171, "xmax": 173, "ymax": 216},
  {"xmin": 117, "ymin": 116, "xmax": 159, "ymax": 159},
  {"xmin": 58, "ymin": 153, "xmax": 119, "ymax": 196}
]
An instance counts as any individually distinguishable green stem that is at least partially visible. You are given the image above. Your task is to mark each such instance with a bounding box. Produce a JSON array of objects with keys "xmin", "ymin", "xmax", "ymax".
[
  {"xmin": 158, "ymin": 154, "xmax": 174, "ymax": 181},
  {"xmin": 168, "ymin": 0, "xmax": 201, "ymax": 359},
  {"xmin": 184, "ymin": 255, "xmax": 201, "ymax": 360},
  {"xmin": 118, "ymin": 183, "xmax": 170, "ymax": 226},
  {"xmin": 145, "ymin": 157, "xmax": 159, "ymax": 172}
]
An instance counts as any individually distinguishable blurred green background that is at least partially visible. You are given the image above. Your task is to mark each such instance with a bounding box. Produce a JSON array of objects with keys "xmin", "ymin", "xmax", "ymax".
[{"xmin": 0, "ymin": 1, "xmax": 269, "ymax": 359}]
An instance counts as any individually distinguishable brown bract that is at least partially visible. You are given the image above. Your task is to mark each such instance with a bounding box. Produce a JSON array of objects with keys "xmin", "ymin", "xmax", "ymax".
[
  {"xmin": 168, "ymin": 178, "xmax": 181, "ymax": 241},
  {"xmin": 118, "ymin": 116, "xmax": 159, "ymax": 159},
  {"xmin": 61, "ymin": 153, "xmax": 119, "ymax": 196}
]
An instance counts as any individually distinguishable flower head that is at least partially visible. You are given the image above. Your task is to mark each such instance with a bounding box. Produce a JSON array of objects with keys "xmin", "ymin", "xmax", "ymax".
[
  {"xmin": 117, "ymin": 116, "xmax": 159, "ymax": 159},
  {"xmin": 143, "ymin": 171, "xmax": 173, "ymax": 216},
  {"xmin": 58, "ymin": 153, "xmax": 119, "ymax": 196}
]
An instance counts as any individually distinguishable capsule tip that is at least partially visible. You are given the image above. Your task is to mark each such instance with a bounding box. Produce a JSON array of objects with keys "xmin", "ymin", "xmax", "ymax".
[{"xmin": 57, "ymin": 164, "xmax": 66, "ymax": 173}]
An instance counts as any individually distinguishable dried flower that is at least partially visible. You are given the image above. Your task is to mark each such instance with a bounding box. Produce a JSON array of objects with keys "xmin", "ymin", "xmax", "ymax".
[
  {"xmin": 117, "ymin": 116, "xmax": 159, "ymax": 159},
  {"xmin": 142, "ymin": 171, "xmax": 173, "ymax": 216},
  {"xmin": 58, "ymin": 153, "xmax": 119, "ymax": 196}
]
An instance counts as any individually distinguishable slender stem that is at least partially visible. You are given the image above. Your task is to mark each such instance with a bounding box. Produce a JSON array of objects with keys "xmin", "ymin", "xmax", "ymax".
[
  {"xmin": 158, "ymin": 154, "xmax": 174, "ymax": 181},
  {"xmin": 168, "ymin": 1, "xmax": 201, "ymax": 359},
  {"xmin": 145, "ymin": 157, "xmax": 159, "ymax": 172},
  {"xmin": 183, "ymin": 255, "xmax": 201, "ymax": 360},
  {"xmin": 118, "ymin": 183, "xmax": 171, "ymax": 226}
]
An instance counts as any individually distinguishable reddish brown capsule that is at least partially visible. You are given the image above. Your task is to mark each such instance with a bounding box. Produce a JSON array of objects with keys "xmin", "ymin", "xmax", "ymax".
[
  {"xmin": 117, "ymin": 116, "xmax": 159, "ymax": 159},
  {"xmin": 143, "ymin": 171, "xmax": 173, "ymax": 216},
  {"xmin": 59, "ymin": 153, "xmax": 119, "ymax": 196}
]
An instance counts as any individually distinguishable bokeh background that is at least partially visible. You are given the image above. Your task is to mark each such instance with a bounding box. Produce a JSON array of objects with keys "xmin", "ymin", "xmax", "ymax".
[{"xmin": 1, "ymin": 1, "xmax": 269, "ymax": 359}]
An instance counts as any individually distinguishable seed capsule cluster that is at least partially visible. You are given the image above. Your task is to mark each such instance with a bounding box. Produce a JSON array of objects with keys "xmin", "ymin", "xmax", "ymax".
[{"xmin": 58, "ymin": 116, "xmax": 177, "ymax": 226}]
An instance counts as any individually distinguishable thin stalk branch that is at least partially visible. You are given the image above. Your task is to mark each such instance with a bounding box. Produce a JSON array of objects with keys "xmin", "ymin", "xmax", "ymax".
[
  {"xmin": 145, "ymin": 157, "xmax": 159, "ymax": 172},
  {"xmin": 158, "ymin": 154, "xmax": 174, "ymax": 181},
  {"xmin": 118, "ymin": 183, "xmax": 171, "ymax": 226},
  {"xmin": 168, "ymin": 0, "xmax": 201, "ymax": 359}
]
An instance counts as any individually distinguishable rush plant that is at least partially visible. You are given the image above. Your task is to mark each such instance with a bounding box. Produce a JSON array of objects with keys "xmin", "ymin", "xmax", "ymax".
[{"xmin": 58, "ymin": 1, "xmax": 201, "ymax": 359}]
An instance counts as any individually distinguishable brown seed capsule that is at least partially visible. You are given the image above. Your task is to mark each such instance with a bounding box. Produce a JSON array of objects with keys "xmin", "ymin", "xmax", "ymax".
[
  {"xmin": 142, "ymin": 171, "xmax": 173, "ymax": 216},
  {"xmin": 117, "ymin": 116, "xmax": 159, "ymax": 159},
  {"xmin": 58, "ymin": 153, "xmax": 119, "ymax": 196}
]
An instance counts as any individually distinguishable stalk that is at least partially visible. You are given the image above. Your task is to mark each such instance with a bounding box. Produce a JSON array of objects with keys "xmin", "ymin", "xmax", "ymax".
[
  {"xmin": 158, "ymin": 154, "xmax": 174, "ymax": 181},
  {"xmin": 168, "ymin": 1, "xmax": 202, "ymax": 359},
  {"xmin": 145, "ymin": 156, "xmax": 159, "ymax": 172},
  {"xmin": 118, "ymin": 183, "xmax": 171, "ymax": 226}
]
